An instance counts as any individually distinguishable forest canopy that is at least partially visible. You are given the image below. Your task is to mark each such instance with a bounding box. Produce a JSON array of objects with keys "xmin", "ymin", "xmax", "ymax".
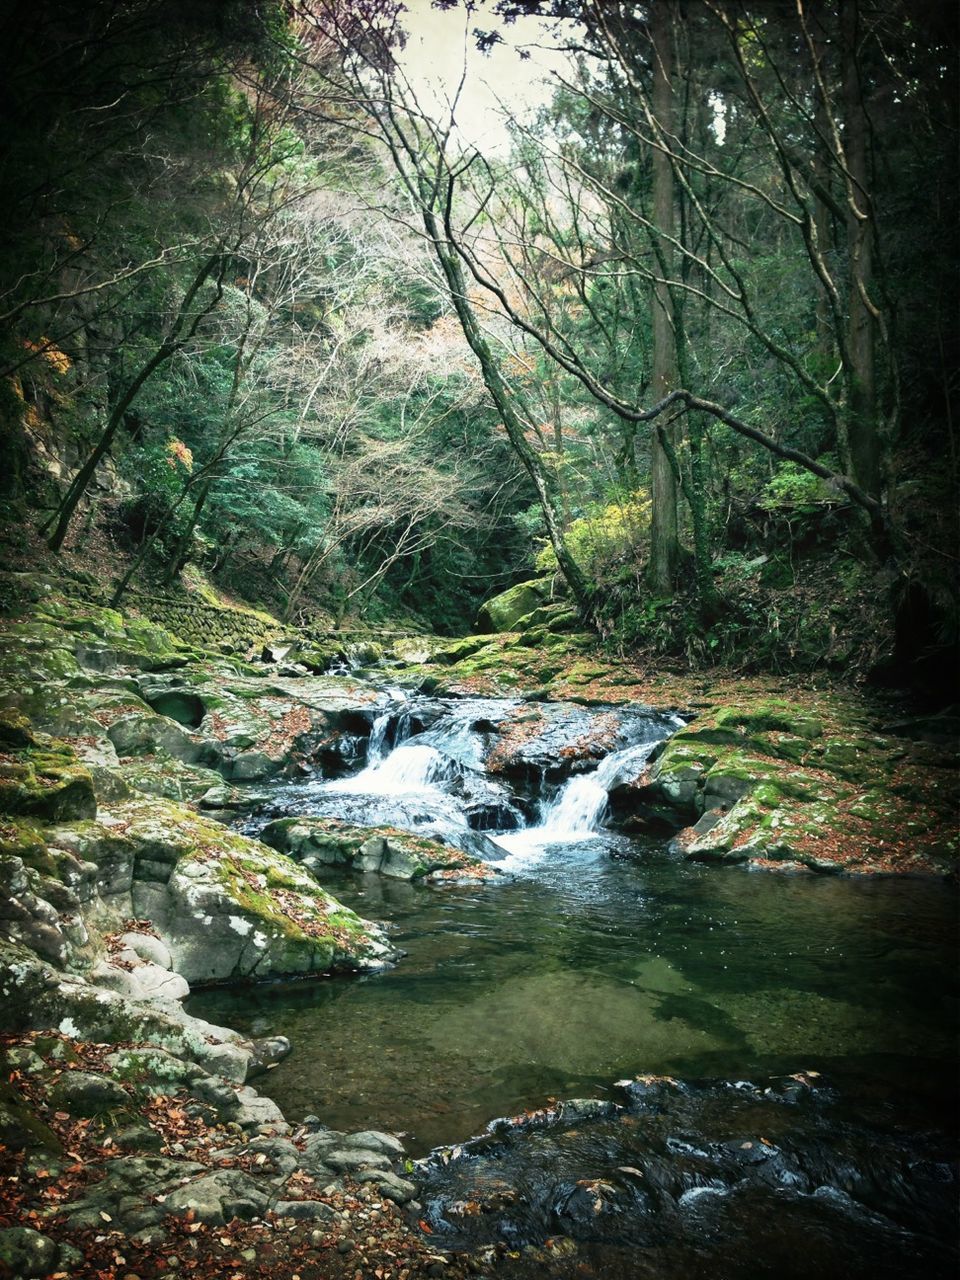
[{"xmin": 1, "ymin": 0, "xmax": 957, "ymax": 682}]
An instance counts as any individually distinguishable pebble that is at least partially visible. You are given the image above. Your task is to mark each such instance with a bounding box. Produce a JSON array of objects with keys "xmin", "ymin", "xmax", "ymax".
[{"xmin": 337, "ymin": 1239, "xmax": 354, "ymax": 1254}]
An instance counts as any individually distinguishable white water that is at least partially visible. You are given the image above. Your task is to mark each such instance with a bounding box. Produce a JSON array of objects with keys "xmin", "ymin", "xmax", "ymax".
[
  {"xmin": 367, "ymin": 712, "xmax": 392, "ymax": 765},
  {"xmin": 492, "ymin": 739, "xmax": 665, "ymax": 871},
  {"xmin": 326, "ymin": 742, "xmax": 456, "ymax": 795},
  {"xmin": 277, "ymin": 701, "xmax": 682, "ymax": 874}
]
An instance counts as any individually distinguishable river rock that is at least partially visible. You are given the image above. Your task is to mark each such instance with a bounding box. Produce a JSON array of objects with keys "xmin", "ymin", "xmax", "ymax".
[
  {"xmin": 355, "ymin": 1169, "xmax": 419, "ymax": 1204},
  {"xmin": 50, "ymin": 1069, "xmax": 129, "ymax": 1116},
  {"xmin": 163, "ymin": 1169, "xmax": 272, "ymax": 1224},
  {"xmin": 340, "ymin": 1129, "xmax": 406, "ymax": 1157},
  {"xmin": 47, "ymin": 797, "xmax": 398, "ymax": 982},
  {"xmin": 476, "ymin": 579, "xmax": 553, "ymax": 633},
  {"xmin": 273, "ymin": 1198, "xmax": 337, "ymax": 1220},
  {"xmin": 323, "ymin": 1147, "xmax": 394, "ymax": 1173},
  {"xmin": 0, "ymin": 1226, "xmax": 60, "ymax": 1278},
  {"xmin": 262, "ymin": 817, "xmax": 490, "ymax": 882},
  {"xmin": 486, "ymin": 702, "xmax": 675, "ymax": 784}
]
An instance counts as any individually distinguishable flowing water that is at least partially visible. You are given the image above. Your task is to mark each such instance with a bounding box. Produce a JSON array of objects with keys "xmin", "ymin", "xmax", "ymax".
[{"xmin": 188, "ymin": 693, "xmax": 959, "ymax": 1277}]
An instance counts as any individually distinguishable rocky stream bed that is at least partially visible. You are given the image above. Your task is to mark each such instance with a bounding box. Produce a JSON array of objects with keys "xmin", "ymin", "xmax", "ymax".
[{"xmin": 0, "ymin": 576, "xmax": 957, "ymax": 1278}]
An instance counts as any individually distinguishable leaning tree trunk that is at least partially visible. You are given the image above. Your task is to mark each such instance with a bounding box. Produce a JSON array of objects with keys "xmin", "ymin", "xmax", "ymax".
[{"xmin": 46, "ymin": 251, "xmax": 222, "ymax": 551}]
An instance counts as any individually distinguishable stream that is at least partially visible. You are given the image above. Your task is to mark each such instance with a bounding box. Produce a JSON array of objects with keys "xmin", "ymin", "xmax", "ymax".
[{"xmin": 188, "ymin": 690, "xmax": 959, "ymax": 1277}]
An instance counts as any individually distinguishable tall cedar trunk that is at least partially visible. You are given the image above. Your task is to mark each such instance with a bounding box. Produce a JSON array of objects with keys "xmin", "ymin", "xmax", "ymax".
[
  {"xmin": 840, "ymin": 0, "xmax": 880, "ymax": 496},
  {"xmin": 812, "ymin": 24, "xmax": 835, "ymax": 366},
  {"xmin": 647, "ymin": 0, "xmax": 680, "ymax": 593}
]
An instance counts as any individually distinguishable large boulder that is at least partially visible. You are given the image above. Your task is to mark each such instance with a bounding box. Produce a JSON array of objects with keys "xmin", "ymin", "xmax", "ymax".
[
  {"xmin": 0, "ymin": 741, "xmax": 96, "ymax": 823},
  {"xmin": 476, "ymin": 578, "xmax": 553, "ymax": 633},
  {"xmin": 48, "ymin": 798, "xmax": 399, "ymax": 983}
]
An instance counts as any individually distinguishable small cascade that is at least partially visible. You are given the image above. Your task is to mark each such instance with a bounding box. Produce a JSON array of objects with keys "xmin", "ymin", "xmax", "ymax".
[
  {"xmin": 327, "ymin": 742, "xmax": 458, "ymax": 796},
  {"xmin": 366, "ymin": 694, "xmax": 413, "ymax": 765},
  {"xmin": 366, "ymin": 712, "xmax": 392, "ymax": 765},
  {"xmin": 540, "ymin": 739, "xmax": 663, "ymax": 837},
  {"xmin": 540, "ymin": 773, "xmax": 610, "ymax": 835}
]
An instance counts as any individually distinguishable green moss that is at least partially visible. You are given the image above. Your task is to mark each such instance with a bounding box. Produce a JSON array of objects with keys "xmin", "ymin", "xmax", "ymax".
[
  {"xmin": 714, "ymin": 701, "xmax": 823, "ymax": 740},
  {"xmin": 477, "ymin": 579, "xmax": 552, "ymax": 632},
  {"xmin": 0, "ymin": 821, "xmax": 56, "ymax": 875},
  {"xmin": 0, "ymin": 709, "xmax": 34, "ymax": 748},
  {"xmin": 0, "ymin": 741, "xmax": 96, "ymax": 821}
]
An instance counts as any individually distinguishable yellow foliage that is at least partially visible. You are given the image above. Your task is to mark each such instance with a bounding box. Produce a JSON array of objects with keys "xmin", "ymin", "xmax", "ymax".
[
  {"xmin": 537, "ymin": 492, "xmax": 651, "ymax": 578},
  {"xmin": 166, "ymin": 438, "xmax": 194, "ymax": 472},
  {"xmin": 21, "ymin": 337, "xmax": 72, "ymax": 375}
]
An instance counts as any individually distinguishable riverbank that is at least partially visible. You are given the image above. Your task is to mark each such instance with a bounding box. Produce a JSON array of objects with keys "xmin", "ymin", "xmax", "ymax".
[{"xmin": 0, "ymin": 572, "xmax": 956, "ymax": 1277}]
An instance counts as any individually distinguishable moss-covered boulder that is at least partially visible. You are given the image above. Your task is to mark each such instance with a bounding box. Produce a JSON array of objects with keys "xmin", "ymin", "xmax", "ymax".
[
  {"xmin": 476, "ymin": 578, "xmax": 553, "ymax": 633},
  {"xmin": 262, "ymin": 816, "xmax": 493, "ymax": 881},
  {"xmin": 0, "ymin": 741, "xmax": 96, "ymax": 822},
  {"xmin": 608, "ymin": 695, "xmax": 956, "ymax": 875},
  {"xmin": 48, "ymin": 798, "xmax": 398, "ymax": 982}
]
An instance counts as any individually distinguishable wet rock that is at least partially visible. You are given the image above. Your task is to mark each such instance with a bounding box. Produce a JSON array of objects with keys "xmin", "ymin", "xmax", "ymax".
[
  {"xmin": 487, "ymin": 702, "xmax": 672, "ymax": 785},
  {"xmin": 262, "ymin": 817, "xmax": 489, "ymax": 882},
  {"xmin": 322, "ymin": 1147, "xmax": 393, "ymax": 1173},
  {"xmin": 245, "ymin": 1034, "xmax": 292, "ymax": 1079},
  {"xmin": 232, "ymin": 1084, "xmax": 290, "ymax": 1134},
  {"xmin": 224, "ymin": 750, "xmax": 279, "ymax": 783}
]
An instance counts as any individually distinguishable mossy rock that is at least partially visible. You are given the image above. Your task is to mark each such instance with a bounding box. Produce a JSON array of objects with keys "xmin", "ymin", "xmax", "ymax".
[
  {"xmin": 0, "ymin": 1075, "xmax": 62, "ymax": 1153},
  {"xmin": 0, "ymin": 742, "xmax": 96, "ymax": 821},
  {"xmin": 476, "ymin": 579, "xmax": 552, "ymax": 633},
  {"xmin": 0, "ymin": 821, "xmax": 56, "ymax": 876},
  {"xmin": 713, "ymin": 701, "xmax": 823, "ymax": 741},
  {"xmin": 0, "ymin": 708, "xmax": 34, "ymax": 748},
  {"xmin": 262, "ymin": 816, "xmax": 490, "ymax": 881},
  {"xmin": 515, "ymin": 603, "xmax": 580, "ymax": 634}
]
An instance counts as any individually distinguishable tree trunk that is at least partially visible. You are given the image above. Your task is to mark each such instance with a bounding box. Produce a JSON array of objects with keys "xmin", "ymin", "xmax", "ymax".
[
  {"xmin": 647, "ymin": 0, "xmax": 681, "ymax": 593},
  {"xmin": 46, "ymin": 251, "xmax": 222, "ymax": 551},
  {"xmin": 840, "ymin": 0, "xmax": 880, "ymax": 497},
  {"xmin": 429, "ymin": 200, "xmax": 597, "ymax": 626},
  {"xmin": 163, "ymin": 476, "xmax": 213, "ymax": 585}
]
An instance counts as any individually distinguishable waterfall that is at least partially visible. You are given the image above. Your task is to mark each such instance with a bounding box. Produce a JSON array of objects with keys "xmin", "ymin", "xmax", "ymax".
[
  {"xmin": 540, "ymin": 773, "xmax": 610, "ymax": 835},
  {"xmin": 327, "ymin": 742, "xmax": 457, "ymax": 796},
  {"xmin": 367, "ymin": 712, "xmax": 392, "ymax": 765},
  {"xmin": 530, "ymin": 740, "xmax": 665, "ymax": 839},
  {"xmin": 366, "ymin": 695, "xmax": 413, "ymax": 765}
]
